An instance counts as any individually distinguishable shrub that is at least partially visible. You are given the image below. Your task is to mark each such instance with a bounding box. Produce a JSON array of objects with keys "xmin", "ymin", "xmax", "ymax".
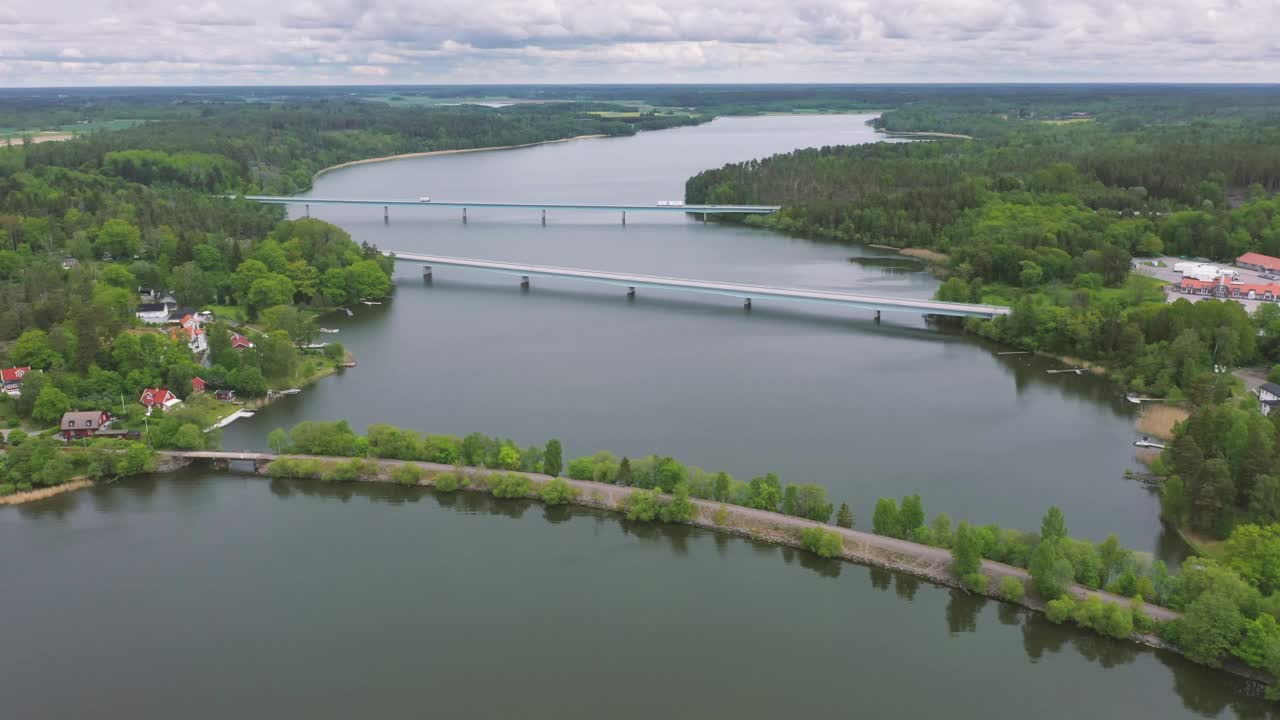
[
  {"xmin": 0, "ymin": 483, "xmax": 15, "ymax": 496},
  {"xmin": 799, "ymin": 527, "xmax": 844, "ymax": 559},
  {"xmin": 15, "ymin": 481, "xmax": 32, "ymax": 492},
  {"xmin": 490, "ymin": 473, "xmax": 533, "ymax": 499},
  {"xmin": 713, "ymin": 505, "xmax": 730, "ymax": 525},
  {"xmin": 999, "ymin": 576, "xmax": 1026, "ymax": 602},
  {"xmin": 963, "ymin": 572, "xmax": 989, "ymax": 594},
  {"xmin": 1046, "ymin": 596, "xmax": 1077, "ymax": 623},
  {"xmin": 434, "ymin": 472, "xmax": 462, "ymax": 492},
  {"xmin": 391, "ymin": 464, "xmax": 424, "ymax": 486},
  {"xmin": 660, "ymin": 483, "xmax": 697, "ymax": 523},
  {"xmin": 268, "ymin": 457, "xmax": 325, "ymax": 479},
  {"xmin": 538, "ymin": 477, "xmax": 578, "ymax": 505},
  {"xmin": 624, "ymin": 489, "xmax": 664, "ymax": 522},
  {"xmin": 323, "ymin": 458, "xmax": 377, "ymax": 483}
]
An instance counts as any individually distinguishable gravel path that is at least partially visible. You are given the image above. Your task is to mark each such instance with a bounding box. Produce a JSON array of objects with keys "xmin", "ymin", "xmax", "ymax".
[{"xmin": 165, "ymin": 450, "xmax": 1181, "ymax": 623}]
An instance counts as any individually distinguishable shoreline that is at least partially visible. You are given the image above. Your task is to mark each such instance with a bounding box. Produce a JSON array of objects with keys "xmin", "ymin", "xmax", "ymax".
[
  {"xmin": 147, "ymin": 451, "xmax": 1263, "ymax": 681},
  {"xmin": 876, "ymin": 129, "xmax": 975, "ymax": 140},
  {"xmin": 312, "ymin": 134, "xmax": 610, "ymax": 179},
  {"xmin": 0, "ymin": 479, "xmax": 92, "ymax": 506}
]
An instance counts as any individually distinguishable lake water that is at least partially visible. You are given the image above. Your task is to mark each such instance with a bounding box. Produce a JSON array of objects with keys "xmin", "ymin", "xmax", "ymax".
[
  {"xmin": 0, "ymin": 475, "xmax": 1268, "ymax": 718},
  {"xmin": 227, "ymin": 114, "xmax": 1171, "ymax": 557},
  {"xmin": 4, "ymin": 114, "xmax": 1261, "ymax": 717}
]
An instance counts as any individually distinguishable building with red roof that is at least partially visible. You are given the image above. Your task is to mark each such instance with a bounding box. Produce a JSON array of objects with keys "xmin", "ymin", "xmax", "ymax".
[
  {"xmin": 230, "ymin": 333, "xmax": 254, "ymax": 350},
  {"xmin": 191, "ymin": 377, "xmax": 207, "ymax": 394},
  {"xmin": 139, "ymin": 387, "xmax": 181, "ymax": 415},
  {"xmin": 1177, "ymin": 276, "xmax": 1280, "ymax": 302},
  {"xmin": 1236, "ymin": 252, "xmax": 1280, "ymax": 273},
  {"xmin": 1, "ymin": 366, "xmax": 31, "ymax": 397}
]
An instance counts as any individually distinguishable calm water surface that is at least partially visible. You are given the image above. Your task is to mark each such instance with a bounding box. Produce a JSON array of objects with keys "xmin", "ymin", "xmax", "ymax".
[
  {"xmin": 227, "ymin": 114, "xmax": 1170, "ymax": 556},
  {"xmin": 0, "ymin": 477, "xmax": 1269, "ymax": 718},
  {"xmin": 3, "ymin": 115, "xmax": 1251, "ymax": 717}
]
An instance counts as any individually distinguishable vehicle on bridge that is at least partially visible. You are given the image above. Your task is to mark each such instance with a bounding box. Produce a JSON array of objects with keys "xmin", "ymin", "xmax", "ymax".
[
  {"xmin": 418, "ymin": 196, "xmax": 431, "ymax": 203},
  {"xmin": 656, "ymin": 200, "xmax": 685, "ymax": 207}
]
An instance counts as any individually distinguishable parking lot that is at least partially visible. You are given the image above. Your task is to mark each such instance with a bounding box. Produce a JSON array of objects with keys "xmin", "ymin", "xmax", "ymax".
[{"xmin": 1132, "ymin": 255, "xmax": 1279, "ymax": 311}]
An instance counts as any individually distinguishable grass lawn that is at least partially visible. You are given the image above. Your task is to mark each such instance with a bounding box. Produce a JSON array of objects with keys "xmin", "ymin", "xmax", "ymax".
[{"xmin": 204, "ymin": 304, "xmax": 248, "ymax": 324}]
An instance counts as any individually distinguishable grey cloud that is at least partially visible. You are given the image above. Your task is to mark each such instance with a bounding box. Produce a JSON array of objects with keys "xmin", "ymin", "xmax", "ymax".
[{"xmin": 1, "ymin": 0, "xmax": 1277, "ymax": 84}]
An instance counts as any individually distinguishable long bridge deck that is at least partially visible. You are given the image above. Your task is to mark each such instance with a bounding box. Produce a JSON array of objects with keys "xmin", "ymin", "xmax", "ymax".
[
  {"xmin": 387, "ymin": 252, "xmax": 1011, "ymax": 320},
  {"xmin": 236, "ymin": 195, "xmax": 779, "ymax": 214}
]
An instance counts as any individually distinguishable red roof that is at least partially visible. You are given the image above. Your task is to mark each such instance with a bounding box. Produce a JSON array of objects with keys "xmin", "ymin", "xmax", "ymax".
[
  {"xmin": 1, "ymin": 366, "xmax": 30, "ymax": 383},
  {"xmin": 1180, "ymin": 276, "xmax": 1280, "ymax": 296},
  {"xmin": 230, "ymin": 333, "xmax": 254, "ymax": 349},
  {"xmin": 1238, "ymin": 252, "xmax": 1280, "ymax": 269},
  {"xmin": 191, "ymin": 377, "xmax": 207, "ymax": 393},
  {"xmin": 139, "ymin": 387, "xmax": 179, "ymax": 407}
]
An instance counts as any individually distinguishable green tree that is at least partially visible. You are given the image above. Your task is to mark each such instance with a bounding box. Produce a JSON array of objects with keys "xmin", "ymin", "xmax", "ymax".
[
  {"xmin": 872, "ymin": 497, "xmax": 902, "ymax": 538},
  {"xmin": 95, "ymin": 219, "xmax": 141, "ymax": 258},
  {"xmin": 900, "ymin": 494, "xmax": 925, "ymax": 534},
  {"xmin": 1029, "ymin": 539, "xmax": 1073, "ymax": 599},
  {"xmin": 1162, "ymin": 475, "xmax": 1190, "ymax": 527},
  {"xmin": 616, "ymin": 456, "xmax": 633, "ymax": 487},
  {"xmin": 1098, "ymin": 533, "xmax": 1129, "ymax": 587},
  {"xmin": 799, "ymin": 527, "xmax": 844, "ymax": 559},
  {"xmin": 10, "ymin": 329, "xmax": 62, "ymax": 369},
  {"xmin": 1177, "ymin": 591, "xmax": 1246, "ymax": 668},
  {"xmin": 1222, "ymin": 523, "xmax": 1280, "ymax": 595},
  {"xmin": 539, "ymin": 477, "xmax": 577, "ymax": 505},
  {"xmin": 746, "ymin": 473, "xmax": 782, "ymax": 511},
  {"xmin": 543, "ymin": 439, "xmax": 563, "ymax": 478},
  {"xmin": 1041, "ymin": 506, "xmax": 1068, "ymax": 541},
  {"xmin": 246, "ymin": 274, "xmax": 296, "ymax": 318},
  {"xmin": 930, "ymin": 513, "xmax": 953, "ymax": 547},
  {"xmin": 952, "ymin": 521, "xmax": 983, "ymax": 578},
  {"xmin": 835, "ymin": 502, "xmax": 854, "ymax": 529},
  {"xmin": 268, "ymin": 428, "xmax": 290, "ymax": 454},
  {"xmin": 31, "ymin": 385, "xmax": 71, "ymax": 426}
]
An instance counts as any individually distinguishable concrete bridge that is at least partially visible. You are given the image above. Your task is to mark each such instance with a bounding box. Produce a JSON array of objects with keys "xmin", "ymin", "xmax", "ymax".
[
  {"xmin": 233, "ymin": 195, "xmax": 779, "ymax": 225},
  {"xmin": 388, "ymin": 251, "xmax": 1012, "ymax": 320}
]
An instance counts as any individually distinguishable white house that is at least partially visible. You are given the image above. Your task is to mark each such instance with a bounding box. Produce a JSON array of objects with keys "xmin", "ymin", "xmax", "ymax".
[{"xmin": 1260, "ymin": 383, "xmax": 1280, "ymax": 416}]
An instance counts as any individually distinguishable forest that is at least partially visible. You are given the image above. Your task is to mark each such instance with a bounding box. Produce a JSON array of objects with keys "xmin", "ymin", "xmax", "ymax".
[{"xmin": 687, "ymin": 100, "xmax": 1280, "ymax": 396}]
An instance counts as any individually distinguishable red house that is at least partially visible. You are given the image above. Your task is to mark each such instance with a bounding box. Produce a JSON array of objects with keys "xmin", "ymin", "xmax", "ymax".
[
  {"xmin": 230, "ymin": 333, "xmax": 254, "ymax": 350},
  {"xmin": 61, "ymin": 411, "xmax": 112, "ymax": 440},
  {"xmin": 139, "ymin": 387, "xmax": 181, "ymax": 414},
  {"xmin": 191, "ymin": 377, "xmax": 207, "ymax": 394},
  {"xmin": 1, "ymin": 366, "xmax": 31, "ymax": 397}
]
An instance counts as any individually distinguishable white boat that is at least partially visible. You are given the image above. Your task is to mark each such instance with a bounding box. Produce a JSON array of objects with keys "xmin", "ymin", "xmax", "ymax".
[
  {"xmin": 342, "ymin": 308, "xmax": 354, "ymax": 317},
  {"xmin": 281, "ymin": 388, "xmax": 301, "ymax": 395},
  {"xmin": 1134, "ymin": 436, "xmax": 1167, "ymax": 449},
  {"xmin": 360, "ymin": 300, "xmax": 382, "ymax": 306},
  {"xmin": 318, "ymin": 328, "xmax": 339, "ymax": 333}
]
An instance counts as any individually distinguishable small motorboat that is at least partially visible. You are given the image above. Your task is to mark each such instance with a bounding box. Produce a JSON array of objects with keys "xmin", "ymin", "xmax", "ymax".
[
  {"xmin": 1134, "ymin": 436, "xmax": 1167, "ymax": 449},
  {"xmin": 319, "ymin": 328, "xmax": 340, "ymax": 334}
]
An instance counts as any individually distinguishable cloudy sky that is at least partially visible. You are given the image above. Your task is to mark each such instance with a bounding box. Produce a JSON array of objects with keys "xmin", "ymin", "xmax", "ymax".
[{"xmin": 1, "ymin": 0, "xmax": 1276, "ymax": 86}]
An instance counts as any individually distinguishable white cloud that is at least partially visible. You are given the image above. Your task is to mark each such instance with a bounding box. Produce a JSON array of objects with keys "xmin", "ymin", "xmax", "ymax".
[{"xmin": 0, "ymin": 0, "xmax": 1276, "ymax": 84}]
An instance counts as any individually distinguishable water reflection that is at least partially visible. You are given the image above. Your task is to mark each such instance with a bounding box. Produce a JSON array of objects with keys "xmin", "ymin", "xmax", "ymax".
[
  {"xmin": 946, "ymin": 590, "xmax": 983, "ymax": 634},
  {"xmin": 847, "ymin": 256, "xmax": 926, "ymax": 274}
]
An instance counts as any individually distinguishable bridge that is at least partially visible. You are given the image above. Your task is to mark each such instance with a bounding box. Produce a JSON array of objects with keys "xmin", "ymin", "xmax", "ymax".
[
  {"xmin": 387, "ymin": 251, "xmax": 1012, "ymax": 320},
  {"xmin": 233, "ymin": 195, "xmax": 780, "ymax": 225}
]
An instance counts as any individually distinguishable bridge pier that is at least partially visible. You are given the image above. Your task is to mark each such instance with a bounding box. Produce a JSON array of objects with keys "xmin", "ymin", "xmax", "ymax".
[
  {"xmin": 744, "ymin": 297, "xmax": 752, "ymax": 310},
  {"xmin": 541, "ymin": 209, "xmax": 546, "ymax": 226},
  {"xmin": 702, "ymin": 212, "xmax": 707, "ymax": 223},
  {"xmin": 422, "ymin": 265, "xmax": 432, "ymax": 282},
  {"xmin": 874, "ymin": 310, "xmax": 881, "ymax": 323},
  {"xmin": 627, "ymin": 286, "xmax": 635, "ymax": 299},
  {"xmin": 384, "ymin": 205, "xmax": 389, "ymax": 224},
  {"xmin": 521, "ymin": 275, "xmax": 530, "ymax": 290},
  {"xmin": 462, "ymin": 207, "xmax": 467, "ymax": 224},
  {"xmin": 305, "ymin": 203, "xmax": 310, "ymax": 218}
]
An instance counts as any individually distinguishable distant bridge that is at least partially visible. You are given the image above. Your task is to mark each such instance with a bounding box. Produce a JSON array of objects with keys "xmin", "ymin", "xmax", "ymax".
[
  {"xmin": 234, "ymin": 195, "xmax": 780, "ymax": 225},
  {"xmin": 387, "ymin": 251, "xmax": 1012, "ymax": 320}
]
